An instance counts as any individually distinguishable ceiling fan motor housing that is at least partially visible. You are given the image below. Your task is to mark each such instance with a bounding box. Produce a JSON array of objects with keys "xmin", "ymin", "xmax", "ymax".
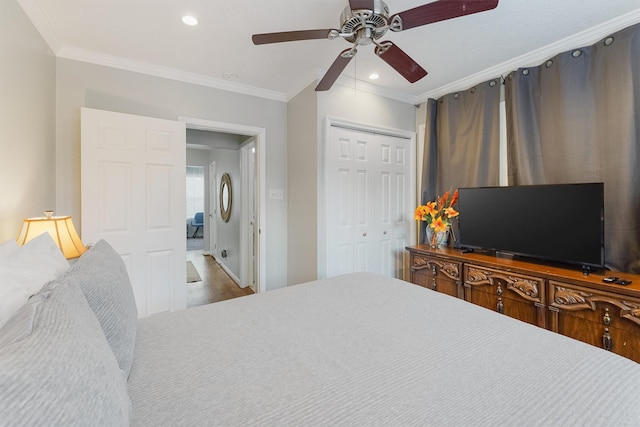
[{"xmin": 340, "ymin": 0, "xmax": 390, "ymax": 45}]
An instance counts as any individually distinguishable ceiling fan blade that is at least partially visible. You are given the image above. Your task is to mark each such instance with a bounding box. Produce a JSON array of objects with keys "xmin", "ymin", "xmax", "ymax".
[
  {"xmin": 252, "ymin": 29, "xmax": 336, "ymax": 45},
  {"xmin": 375, "ymin": 41, "xmax": 427, "ymax": 83},
  {"xmin": 390, "ymin": 0, "xmax": 499, "ymax": 32},
  {"xmin": 315, "ymin": 49, "xmax": 356, "ymax": 91},
  {"xmin": 349, "ymin": 0, "xmax": 375, "ymax": 11}
]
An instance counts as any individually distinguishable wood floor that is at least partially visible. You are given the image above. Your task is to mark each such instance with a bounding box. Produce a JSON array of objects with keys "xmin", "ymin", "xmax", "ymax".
[{"xmin": 186, "ymin": 250, "xmax": 254, "ymax": 308}]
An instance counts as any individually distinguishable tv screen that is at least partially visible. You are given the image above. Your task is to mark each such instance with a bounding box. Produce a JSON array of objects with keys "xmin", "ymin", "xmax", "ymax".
[{"xmin": 457, "ymin": 183, "xmax": 604, "ymax": 269}]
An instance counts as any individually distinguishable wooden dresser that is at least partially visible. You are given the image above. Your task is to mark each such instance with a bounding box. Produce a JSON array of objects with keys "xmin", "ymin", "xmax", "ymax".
[{"xmin": 407, "ymin": 245, "xmax": 640, "ymax": 363}]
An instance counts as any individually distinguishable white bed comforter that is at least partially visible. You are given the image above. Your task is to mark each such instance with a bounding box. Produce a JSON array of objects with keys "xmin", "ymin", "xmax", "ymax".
[{"xmin": 128, "ymin": 272, "xmax": 640, "ymax": 426}]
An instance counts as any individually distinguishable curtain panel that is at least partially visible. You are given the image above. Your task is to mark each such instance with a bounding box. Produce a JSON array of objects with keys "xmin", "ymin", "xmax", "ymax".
[
  {"xmin": 420, "ymin": 78, "xmax": 501, "ymax": 244},
  {"xmin": 505, "ymin": 23, "xmax": 640, "ymax": 273}
]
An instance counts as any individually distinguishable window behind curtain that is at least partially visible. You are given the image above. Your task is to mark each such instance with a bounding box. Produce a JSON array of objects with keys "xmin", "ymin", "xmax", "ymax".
[{"xmin": 186, "ymin": 166, "xmax": 204, "ymax": 219}]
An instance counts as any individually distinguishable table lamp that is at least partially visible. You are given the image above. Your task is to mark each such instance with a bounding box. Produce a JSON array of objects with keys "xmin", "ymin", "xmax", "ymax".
[{"xmin": 16, "ymin": 210, "xmax": 87, "ymax": 259}]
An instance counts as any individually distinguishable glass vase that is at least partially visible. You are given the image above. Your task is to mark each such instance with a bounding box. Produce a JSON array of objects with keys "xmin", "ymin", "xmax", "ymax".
[{"xmin": 427, "ymin": 226, "xmax": 449, "ymax": 249}]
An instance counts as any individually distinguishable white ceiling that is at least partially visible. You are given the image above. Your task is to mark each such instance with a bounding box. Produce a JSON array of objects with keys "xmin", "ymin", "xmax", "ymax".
[{"xmin": 19, "ymin": 0, "xmax": 640, "ymax": 103}]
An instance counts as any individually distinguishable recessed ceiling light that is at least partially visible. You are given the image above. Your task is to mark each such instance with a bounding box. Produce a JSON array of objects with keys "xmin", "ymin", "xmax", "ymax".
[
  {"xmin": 182, "ymin": 15, "xmax": 198, "ymax": 26},
  {"xmin": 369, "ymin": 73, "xmax": 380, "ymax": 80},
  {"xmin": 223, "ymin": 73, "xmax": 239, "ymax": 81}
]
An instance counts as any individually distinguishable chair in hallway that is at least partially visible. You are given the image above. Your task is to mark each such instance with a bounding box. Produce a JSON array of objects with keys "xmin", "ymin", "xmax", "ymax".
[{"xmin": 191, "ymin": 212, "xmax": 204, "ymax": 238}]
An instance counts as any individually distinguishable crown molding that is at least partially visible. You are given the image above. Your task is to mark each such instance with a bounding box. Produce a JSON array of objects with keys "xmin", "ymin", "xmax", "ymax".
[
  {"xmin": 17, "ymin": 0, "xmax": 62, "ymax": 53},
  {"xmin": 19, "ymin": 0, "xmax": 288, "ymax": 102},
  {"xmin": 417, "ymin": 9, "xmax": 640, "ymax": 102},
  {"xmin": 57, "ymin": 46, "xmax": 288, "ymax": 102},
  {"xmin": 19, "ymin": 0, "xmax": 640, "ymax": 106}
]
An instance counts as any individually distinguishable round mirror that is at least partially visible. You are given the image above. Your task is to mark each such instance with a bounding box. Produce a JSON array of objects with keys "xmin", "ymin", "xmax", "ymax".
[{"xmin": 220, "ymin": 173, "xmax": 232, "ymax": 222}]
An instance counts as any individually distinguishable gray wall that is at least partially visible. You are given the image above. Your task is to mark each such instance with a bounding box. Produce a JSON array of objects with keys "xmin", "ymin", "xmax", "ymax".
[
  {"xmin": 0, "ymin": 1, "xmax": 56, "ymax": 240},
  {"xmin": 207, "ymin": 146, "xmax": 241, "ymax": 279},
  {"xmin": 287, "ymin": 83, "xmax": 318, "ymax": 285},
  {"xmin": 54, "ymin": 59, "xmax": 289, "ymax": 291}
]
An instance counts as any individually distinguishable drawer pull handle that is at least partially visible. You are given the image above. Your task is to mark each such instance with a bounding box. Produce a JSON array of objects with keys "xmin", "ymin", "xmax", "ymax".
[
  {"xmin": 497, "ymin": 297, "xmax": 504, "ymax": 314},
  {"xmin": 431, "ymin": 278, "xmax": 437, "ymax": 291},
  {"xmin": 496, "ymin": 285, "xmax": 503, "ymax": 297},
  {"xmin": 602, "ymin": 328, "xmax": 612, "ymax": 351},
  {"xmin": 603, "ymin": 308, "xmax": 611, "ymax": 326}
]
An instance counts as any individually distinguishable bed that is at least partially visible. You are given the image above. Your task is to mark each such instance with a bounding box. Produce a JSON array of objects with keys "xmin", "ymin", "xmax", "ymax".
[
  {"xmin": 128, "ymin": 272, "xmax": 640, "ymax": 426},
  {"xmin": 2, "ymin": 239, "xmax": 640, "ymax": 426}
]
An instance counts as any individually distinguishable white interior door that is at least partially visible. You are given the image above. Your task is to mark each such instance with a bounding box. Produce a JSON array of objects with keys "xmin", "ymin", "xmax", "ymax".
[
  {"xmin": 209, "ymin": 161, "xmax": 218, "ymax": 257},
  {"xmin": 81, "ymin": 107, "xmax": 186, "ymax": 318},
  {"xmin": 325, "ymin": 125, "xmax": 412, "ymax": 279}
]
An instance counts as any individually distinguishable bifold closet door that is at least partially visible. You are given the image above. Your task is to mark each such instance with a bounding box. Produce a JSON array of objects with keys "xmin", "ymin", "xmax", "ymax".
[{"xmin": 325, "ymin": 126, "xmax": 410, "ymax": 279}]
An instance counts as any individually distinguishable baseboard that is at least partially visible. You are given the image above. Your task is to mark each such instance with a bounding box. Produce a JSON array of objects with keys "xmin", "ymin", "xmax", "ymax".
[{"xmin": 215, "ymin": 258, "xmax": 240, "ymax": 285}]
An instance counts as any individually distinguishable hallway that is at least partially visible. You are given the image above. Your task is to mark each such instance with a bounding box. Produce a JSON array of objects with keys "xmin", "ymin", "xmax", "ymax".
[{"xmin": 186, "ymin": 250, "xmax": 254, "ymax": 307}]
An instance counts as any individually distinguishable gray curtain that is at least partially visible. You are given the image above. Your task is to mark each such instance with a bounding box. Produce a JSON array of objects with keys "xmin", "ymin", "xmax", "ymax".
[
  {"xmin": 505, "ymin": 23, "xmax": 640, "ymax": 273},
  {"xmin": 420, "ymin": 78, "xmax": 501, "ymax": 244}
]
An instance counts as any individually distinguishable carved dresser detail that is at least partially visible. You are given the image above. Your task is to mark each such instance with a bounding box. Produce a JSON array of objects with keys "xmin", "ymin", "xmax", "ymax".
[
  {"xmin": 548, "ymin": 280, "xmax": 640, "ymax": 362},
  {"xmin": 406, "ymin": 245, "xmax": 640, "ymax": 364},
  {"xmin": 464, "ymin": 264, "xmax": 546, "ymax": 328},
  {"xmin": 409, "ymin": 253, "xmax": 463, "ymax": 299}
]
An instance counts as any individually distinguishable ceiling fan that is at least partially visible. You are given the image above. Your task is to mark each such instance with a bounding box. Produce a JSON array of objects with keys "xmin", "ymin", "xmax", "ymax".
[{"xmin": 252, "ymin": 0, "xmax": 499, "ymax": 91}]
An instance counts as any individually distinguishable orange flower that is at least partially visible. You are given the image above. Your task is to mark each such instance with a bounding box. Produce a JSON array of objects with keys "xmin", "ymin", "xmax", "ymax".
[
  {"xmin": 438, "ymin": 191, "xmax": 450, "ymax": 210},
  {"xmin": 425, "ymin": 201, "xmax": 438, "ymax": 216},
  {"xmin": 449, "ymin": 189, "xmax": 459, "ymax": 206},
  {"xmin": 415, "ymin": 189, "xmax": 459, "ymax": 233},
  {"xmin": 430, "ymin": 216, "xmax": 448, "ymax": 233},
  {"xmin": 444, "ymin": 207, "xmax": 459, "ymax": 218}
]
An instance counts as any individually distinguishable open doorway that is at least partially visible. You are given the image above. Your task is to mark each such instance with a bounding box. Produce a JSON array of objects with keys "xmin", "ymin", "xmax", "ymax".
[{"xmin": 182, "ymin": 116, "xmax": 266, "ymax": 302}]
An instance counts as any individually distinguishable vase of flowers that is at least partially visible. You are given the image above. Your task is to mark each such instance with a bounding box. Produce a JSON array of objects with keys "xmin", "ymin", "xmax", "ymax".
[{"xmin": 415, "ymin": 189, "xmax": 459, "ymax": 249}]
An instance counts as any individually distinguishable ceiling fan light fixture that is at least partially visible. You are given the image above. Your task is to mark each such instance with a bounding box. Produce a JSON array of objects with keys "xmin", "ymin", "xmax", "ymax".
[
  {"xmin": 182, "ymin": 15, "xmax": 198, "ymax": 26},
  {"xmin": 252, "ymin": 0, "xmax": 500, "ymax": 91}
]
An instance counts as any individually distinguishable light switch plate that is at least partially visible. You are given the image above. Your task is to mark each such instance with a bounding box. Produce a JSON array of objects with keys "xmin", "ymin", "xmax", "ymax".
[{"xmin": 269, "ymin": 189, "xmax": 284, "ymax": 200}]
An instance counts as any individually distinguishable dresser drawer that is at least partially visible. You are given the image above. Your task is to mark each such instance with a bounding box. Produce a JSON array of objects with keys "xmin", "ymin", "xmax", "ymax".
[
  {"xmin": 410, "ymin": 253, "xmax": 462, "ymax": 298},
  {"xmin": 548, "ymin": 281, "xmax": 640, "ymax": 362},
  {"xmin": 464, "ymin": 264, "xmax": 546, "ymax": 327}
]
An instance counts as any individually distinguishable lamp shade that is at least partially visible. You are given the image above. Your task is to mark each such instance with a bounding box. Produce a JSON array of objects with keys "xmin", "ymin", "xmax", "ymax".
[{"xmin": 16, "ymin": 214, "xmax": 87, "ymax": 259}]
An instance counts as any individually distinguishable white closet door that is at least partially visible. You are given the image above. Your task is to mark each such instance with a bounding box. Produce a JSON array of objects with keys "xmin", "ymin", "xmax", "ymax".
[
  {"xmin": 325, "ymin": 125, "xmax": 411, "ymax": 279},
  {"xmin": 326, "ymin": 127, "xmax": 373, "ymax": 276},
  {"xmin": 375, "ymin": 133, "xmax": 410, "ymax": 278},
  {"xmin": 81, "ymin": 108, "xmax": 186, "ymax": 318}
]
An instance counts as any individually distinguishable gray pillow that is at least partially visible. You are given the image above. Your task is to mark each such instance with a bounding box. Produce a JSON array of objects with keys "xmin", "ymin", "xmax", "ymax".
[
  {"xmin": 63, "ymin": 239, "xmax": 138, "ymax": 378},
  {"xmin": 0, "ymin": 280, "xmax": 131, "ymax": 426}
]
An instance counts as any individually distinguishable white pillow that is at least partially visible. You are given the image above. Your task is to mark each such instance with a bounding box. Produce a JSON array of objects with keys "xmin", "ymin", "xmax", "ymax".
[
  {"xmin": 0, "ymin": 233, "xmax": 70, "ymax": 296},
  {"xmin": 0, "ymin": 239, "xmax": 19, "ymax": 258},
  {"xmin": 0, "ymin": 278, "xmax": 29, "ymax": 330}
]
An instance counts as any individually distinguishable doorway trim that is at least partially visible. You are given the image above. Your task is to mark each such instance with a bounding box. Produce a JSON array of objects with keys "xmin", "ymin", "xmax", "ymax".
[
  {"xmin": 208, "ymin": 161, "xmax": 218, "ymax": 258},
  {"xmin": 179, "ymin": 116, "xmax": 266, "ymax": 294},
  {"xmin": 239, "ymin": 140, "xmax": 257, "ymax": 291}
]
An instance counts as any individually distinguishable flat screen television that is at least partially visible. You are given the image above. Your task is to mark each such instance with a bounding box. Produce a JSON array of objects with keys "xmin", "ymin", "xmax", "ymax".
[{"xmin": 457, "ymin": 183, "xmax": 604, "ymax": 271}]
